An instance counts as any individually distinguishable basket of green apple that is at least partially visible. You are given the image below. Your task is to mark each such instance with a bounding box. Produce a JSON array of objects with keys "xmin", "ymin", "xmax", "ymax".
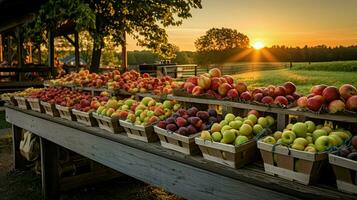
[
  {"xmin": 93, "ymin": 98, "xmax": 137, "ymax": 134},
  {"xmin": 120, "ymin": 98, "xmax": 181, "ymax": 143},
  {"xmin": 154, "ymin": 107, "xmax": 221, "ymax": 155},
  {"xmin": 195, "ymin": 110, "xmax": 274, "ymax": 168},
  {"xmin": 258, "ymin": 120, "xmax": 352, "ymax": 185},
  {"xmin": 329, "ymin": 135, "xmax": 357, "ymax": 194}
]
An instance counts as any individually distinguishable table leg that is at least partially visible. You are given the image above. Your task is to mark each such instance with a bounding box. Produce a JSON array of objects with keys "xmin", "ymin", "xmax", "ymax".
[
  {"xmin": 12, "ymin": 124, "xmax": 27, "ymax": 169},
  {"xmin": 40, "ymin": 137, "xmax": 60, "ymax": 200}
]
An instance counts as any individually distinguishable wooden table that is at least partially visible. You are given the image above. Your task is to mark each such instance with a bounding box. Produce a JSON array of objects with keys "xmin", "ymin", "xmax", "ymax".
[{"xmin": 5, "ymin": 105, "xmax": 356, "ymax": 200}]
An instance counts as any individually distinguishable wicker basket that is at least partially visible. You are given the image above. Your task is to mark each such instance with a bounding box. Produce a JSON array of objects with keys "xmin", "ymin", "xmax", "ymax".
[
  {"xmin": 72, "ymin": 109, "xmax": 97, "ymax": 126},
  {"xmin": 154, "ymin": 126, "xmax": 200, "ymax": 155},
  {"xmin": 92, "ymin": 112, "xmax": 122, "ymax": 134},
  {"xmin": 27, "ymin": 98, "xmax": 44, "ymax": 112},
  {"xmin": 119, "ymin": 120, "xmax": 158, "ymax": 143},
  {"xmin": 40, "ymin": 101, "xmax": 60, "ymax": 117},
  {"xmin": 55, "ymin": 104, "xmax": 77, "ymax": 121}
]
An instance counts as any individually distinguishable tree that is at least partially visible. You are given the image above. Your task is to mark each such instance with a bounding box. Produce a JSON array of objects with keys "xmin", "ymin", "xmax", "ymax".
[{"xmin": 195, "ymin": 27, "xmax": 250, "ymax": 52}]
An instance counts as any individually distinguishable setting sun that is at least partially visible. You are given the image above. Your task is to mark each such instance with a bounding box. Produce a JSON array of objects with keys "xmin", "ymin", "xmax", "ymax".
[{"xmin": 252, "ymin": 41, "xmax": 264, "ymax": 50}]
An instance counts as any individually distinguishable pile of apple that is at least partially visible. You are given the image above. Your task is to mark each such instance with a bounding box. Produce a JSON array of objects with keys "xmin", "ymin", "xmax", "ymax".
[
  {"xmin": 4, "ymin": 88, "xmax": 42, "ymax": 98},
  {"xmin": 337, "ymin": 136, "xmax": 357, "ymax": 161},
  {"xmin": 125, "ymin": 97, "xmax": 181, "ymax": 126},
  {"xmin": 241, "ymin": 82, "xmax": 301, "ymax": 106},
  {"xmin": 297, "ymin": 84, "xmax": 357, "ymax": 113},
  {"xmin": 183, "ymin": 68, "xmax": 244, "ymax": 99},
  {"xmin": 73, "ymin": 91, "xmax": 109, "ymax": 112},
  {"xmin": 109, "ymin": 70, "xmax": 181, "ymax": 95},
  {"xmin": 156, "ymin": 107, "xmax": 221, "ymax": 136},
  {"xmin": 200, "ymin": 110, "xmax": 275, "ymax": 145},
  {"xmin": 96, "ymin": 97, "xmax": 137, "ymax": 119},
  {"xmin": 262, "ymin": 121, "xmax": 352, "ymax": 152}
]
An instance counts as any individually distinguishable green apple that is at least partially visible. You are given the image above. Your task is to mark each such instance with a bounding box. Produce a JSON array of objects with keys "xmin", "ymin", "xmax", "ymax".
[
  {"xmin": 265, "ymin": 115, "xmax": 275, "ymax": 126},
  {"xmin": 286, "ymin": 123, "xmax": 293, "ymax": 130},
  {"xmin": 257, "ymin": 117, "xmax": 269, "ymax": 128},
  {"xmin": 314, "ymin": 135, "xmax": 334, "ymax": 152},
  {"xmin": 328, "ymin": 135, "xmax": 342, "ymax": 146},
  {"xmin": 200, "ymin": 131, "xmax": 212, "ymax": 141},
  {"xmin": 292, "ymin": 122, "xmax": 308, "ymax": 138},
  {"xmin": 221, "ymin": 125, "xmax": 232, "ymax": 132},
  {"xmin": 273, "ymin": 131, "xmax": 283, "ymax": 140},
  {"xmin": 243, "ymin": 119, "xmax": 254, "ymax": 127},
  {"xmin": 221, "ymin": 129, "xmax": 236, "ymax": 144},
  {"xmin": 306, "ymin": 132, "xmax": 312, "ymax": 137},
  {"xmin": 219, "ymin": 120, "xmax": 228, "ymax": 127},
  {"xmin": 293, "ymin": 138, "xmax": 309, "ymax": 146},
  {"xmin": 232, "ymin": 129, "xmax": 240, "ymax": 136},
  {"xmin": 330, "ymin": 131, "xmax": 350, "ymax": 141},
  {"xmin": 312, "ymin": 129, "xmax": 327, "ymax": 142},
  {"xmin": 211, "ymin": 132, "xmax": 222, "ymax": 142},
  {"xmin": 235, "ymin": 116, "xmax": 244, "ymax": 121},
  {"xmin": 304, "ymin": 121, "xmax": 316, "ymax": 133},
  {"xmin": 239, "ymin": 124, "xmax": 253, "ymax": 136},
  {"xmin": 100, "ymin": 108, "xmax": 107, "ymax": 116},
  {"xmin": 162, "ymin": 100, "xmax": 173, "ymax": 109},
  {"xmin": 173, "ymin": 103, "xmax": 181, "ymax": 111},
  {"xmin": 211, "ymin": 123, "xmax": 221, "ymax": 133},
  {"xmin": 253, "ymin": 124, "xmax": 264, "ymax": 135},
  {"xmin": 315, "ymin": 124, "xmax": 323, "ymax": 129},
  {"xmin": 247, "ymin": 114, "xmax": 257, "ymax": 124},
  {"xmin": 262, "ymin": 136, "xmax": 276, "ymax": 144},
  {"xmin": 147, "ymin": 110, "xmax": 155, "ymax": 117},
  {"xmin": 277, "ymin": 138, "xmax": 283, "ymax": 144},
  {"xmin": 224, "ymin": 113, "xmax": 236, "ymax": 123},
  {"xmin": 321, "ymin": 126, "xmax": 332, "ymax": 134},
  {"xmin": 235, "ymin": 135, "xmax": 249, "ymax": 145},
  {"xmin": 97, "ymin": 106, "xmax": 105, "ymax": 113},
  {"xmin": 281, "ymin": 130, "xmax": 296, "ymax": 144},
  {"xmin": 304, "ymin": 145, "xmax": 317, "ymax": 153},
  {"xmin": 135, "ymin": 109, "xmax": 143, "ymax": 116},
  {"xmin": 121, "ymin": 104, "xmax": 129, "ymax": 111},
  {"xmin": 229, "ymin": 120, "xmax": 243, "ymax": 130},
  {"xmin": 306, "ymin": 136, "xmax": 313, "ymax": 144},
  {"xmin": 291, "ymin": 143, "xmax": 305, "ymax": 151}
]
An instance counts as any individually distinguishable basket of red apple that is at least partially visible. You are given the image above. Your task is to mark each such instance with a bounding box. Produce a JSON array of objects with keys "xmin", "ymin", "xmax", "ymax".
[
  {"xmin": 178, "ymin": 68, "xmax": 243, "ymax": 100},
  {"xmin": 258, "ymin": 120, "xmax": 352, "ymax": 185},
  {"xmin": 93, "ymin": 97, "xmax": 137, "ymax": 134},
  {"xmin": 238, "ymin": 82, "xmax": 301, "ymax": 108},
  {"xmin": 297, "ymin": 84, "xmax": 357, "ymax": 115},
  {"xmin": 195, "ymin": 111, "xmax": 274, "ymax": 168},
  {"xmin": 329, "ymin": 136, "xmax": 357, "ymax": 194},
  {"xmin": 154, "ymin": 107, "xmax": 222, "ymax": 155},
  {"xmin": 38, "ymin": 87, "xmax": 73, "ymax": 117},
  {"xmin": 120, "ymin": 98, "xmax": 181, "ymax": 143},
  {"xmin": 72, "ymin": 93, "xmax": 109, "ymax": 126}
]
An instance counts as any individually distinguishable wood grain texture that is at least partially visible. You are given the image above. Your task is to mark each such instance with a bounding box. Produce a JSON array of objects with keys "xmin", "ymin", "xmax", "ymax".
[{"xmin": 6, "ymin": 105, "xmax": 357, "ymax": 200}]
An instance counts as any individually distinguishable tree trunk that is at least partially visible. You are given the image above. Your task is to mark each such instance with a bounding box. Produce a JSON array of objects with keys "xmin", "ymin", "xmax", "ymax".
[{"xmin": 90, "ymin": 39, "xmax": 103, "ymax": 73}]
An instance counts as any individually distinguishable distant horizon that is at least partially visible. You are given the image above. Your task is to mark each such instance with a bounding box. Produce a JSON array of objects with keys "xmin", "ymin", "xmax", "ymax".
[{"xmin": 126, "ymin": 0, "xmax": 357, "ymax": 51}]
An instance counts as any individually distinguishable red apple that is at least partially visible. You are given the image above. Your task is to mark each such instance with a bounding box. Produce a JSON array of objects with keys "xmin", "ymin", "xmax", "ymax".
[
  {"xmin": 223, "ymin": 75, "xmax": 234, "ymax": 85},
  {"xmin": 198, "ymin": 75, "xmax": 211, "ymax": 90},
  {"xmin": 186, "ymin": 83, "xmax": 195, "ymax": 94},
  {"xmin": 274, "ymin": 86, "xmax": 286, "ymax": 97},
  {"xmin": 322, "ymin": 86, "xmax": 339, "ymax": 102},
  {"xmin": 310, "ymin": 84, "xmax": 327, "ymax": 95},
  {"xmin": 187, "ymin": 76, "xmax": 198, "ymax": 85},
  {"xmin": 218, "ymin": 83, "xmax": 233, "ymax": 96},
  {"xmin": 208, "ymin": 68, "xmax": 222, "ymax": 78},
  {"xmin": 261, "ymin": 96, "xmax": 274, "ymax": 104},
  {"xmin": 346, "ymin": 95, "xmax": 357, "ymax": 111},
  {"xmin": 240, "ymin": 91, "xmax": 252, "ymax": 101},
  {"xmin": 210, "ymin": 77, "xmax": 222, "ymax": 90},
  {"xmin": 253, "ymin": 93, "xmax": 264, "ymax": 102},
  {"xmin": 339, "ymin": 84, "xmax": 357, "ymax": 100},
  {"xmin": 328, "ymin": 100, "xmax": 345, "ymax": 113},
  {"xmin": 297, "ymin": 96, "xmax": 308, "ymax": 108},
  {"xmin": 252, "ymin": 88, "xmax": 263, "ymax": 95},
  {"xmin": 227, "ymin": 89, "xmax": 239, "ymax": 98},
  {"xmin": 267, "ymin": 85, "xmax": 276, "ymax": 97},
  {"xmin": 248, "ymin": 110, "xmax": 259, "ymax": 118},
  {"xmin": 192, "ymin": 86, "xmax": 203, "ymax": 96},
  {"xmin": 283, "ymin": 82, "xmax": 296, "ymax": 95},
  {"xmin": 285, "ymin": 95, "xmax": 295, "ymax": 103},
  {"xmin": 236, "ymin": 82, "xmax": 247, "ymax": 94},
  {"xmin": 274, "ymin": 96, "xmax": 289, "ymax": 106},
  {"xmin": 307, "ymin": 95, "xmax": 324, "ymax": 111}
]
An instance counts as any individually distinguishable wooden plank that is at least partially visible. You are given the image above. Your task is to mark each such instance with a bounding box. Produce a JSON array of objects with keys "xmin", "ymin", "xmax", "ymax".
[
  {"xmin": 40, "ymin": 137, "xmax": 60, "ymax": 200},
  {"xmin": 5, "ymin": 106, "xmax": 357, "ymax": 200},
  {"xmin": 329, "ymin": 154, "xmax": 357, "ymax": 171}
]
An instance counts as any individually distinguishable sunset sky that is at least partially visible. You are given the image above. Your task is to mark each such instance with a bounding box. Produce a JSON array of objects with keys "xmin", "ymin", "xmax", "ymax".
[{"xmin": 127, "ymin": 0, "xmax": 357, "ymax": 51}]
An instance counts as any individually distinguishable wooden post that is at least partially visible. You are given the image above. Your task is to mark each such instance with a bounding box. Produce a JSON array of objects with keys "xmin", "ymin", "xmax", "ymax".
[
  {"xmin": 194, "ymin": 65, "xmax": 197, "ymax": 76},
  {"xmin": 40, "ymin": 137, "xmax": 60, "ymax": 200},
  {"xmin": 38, "ymin": 43, "xmax": 42, "ymax": 64},
  {"xmin": 121, "ymin": 32, "xmax": 127, "ymax": 71},
  {"xmin": 48, "ymin": 30, "xmax": 55, "ymax": 77},
  {"xmin": 12, "ymin": 124, "xmax": 27, "ymax": 169},
  {"xmin": 74, "ymin": 32, "xmax": 80, "ymax": 71},
  {"xmin": 0, "ymin": 34, "xmax": 3, "ymax": 62},
  {"xmin": 7, "ymin": 35, "xmax": 11, "ymax": 63},
  {"xmin": 16, "ymin": 27, "xmax": 24, "ymax": 81},
  {"xmin": 28, "ymin": 41, "xmax": 32, "ymax": 63}
]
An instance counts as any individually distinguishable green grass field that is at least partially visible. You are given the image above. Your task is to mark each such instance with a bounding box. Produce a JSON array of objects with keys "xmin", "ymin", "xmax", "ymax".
[
  {"xmin": 233, "ymin": 69, "xmax": 357, "ymax": 94},
  {"xmin": 291, "ymin": 61, "xmax": 357, "ymax": 72}
]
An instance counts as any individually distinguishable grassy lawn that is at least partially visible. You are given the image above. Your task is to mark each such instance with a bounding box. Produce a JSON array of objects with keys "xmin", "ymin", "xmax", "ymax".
[
  {"xmin": 233, "ymin": 69, "xmax": 357, "ymax": 94},
  {"xmin": 291, "ymin": 61, "xmax": 357, "ymax": 72}
]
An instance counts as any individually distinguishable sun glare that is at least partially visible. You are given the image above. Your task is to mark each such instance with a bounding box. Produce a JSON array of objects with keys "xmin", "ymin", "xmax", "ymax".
[{"xmin": 252, "ymin": 41, "xmax": 264, "ymax": 50}]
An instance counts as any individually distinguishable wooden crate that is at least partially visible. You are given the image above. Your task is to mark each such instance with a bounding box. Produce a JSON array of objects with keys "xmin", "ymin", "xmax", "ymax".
[
  {"xmin": 257, "ymin": 140, "xmax": 327, "ymax": 185},
  {"xmin": 72, "ymin": 109, "xmax": 97, "ymax": 126},
  {"xmin": 119, "ymin": 120, "xmax": 158, "ymax": 143},
  {"xmin": 40, "ymin": 101, "xmax": 60, "ymax": 117},
  {"xmin": 27, "ymin": 98, "xmax": 44, "ymax": 112},
  {"xmin": 92, "ymin": 112, "xmax": 122, "ymax": 134},
  {"xmin": 329, "ymin": 153, "xmax": 357, "ymax": 194},
  {"xmin": 55, "ymin": 104, "xmax": 77, "ymax": 121},
  {"xmin": 1, "ymin": 96, "xmax": 18, "ymax": 105},
  {"xmin": 154, "ymin": 126, "xmax": 201, "ymax": 155},
  {"xmin": 14, "ymin": 97, "xmax": 30, "ymax": 110},
  {"xmin": 195, "ymin": 137, "xmax": 258, "ymax": 168}
]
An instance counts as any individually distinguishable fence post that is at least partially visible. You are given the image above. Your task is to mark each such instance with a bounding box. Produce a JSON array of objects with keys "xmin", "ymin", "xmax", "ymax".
[{"xmin": 194, "ymin": 65, "xmax": 197, "ymax": 76}]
